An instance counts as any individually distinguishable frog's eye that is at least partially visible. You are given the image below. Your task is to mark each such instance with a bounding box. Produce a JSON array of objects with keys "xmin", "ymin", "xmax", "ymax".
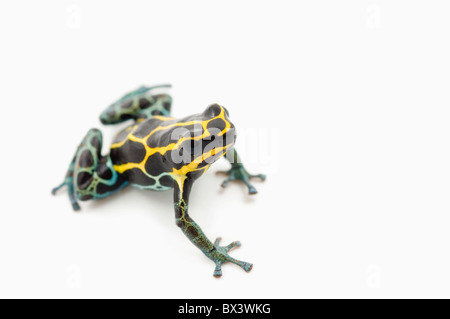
[{"xmin": 203, "ymin": 104, "xmax": 223, "ymax": 118}]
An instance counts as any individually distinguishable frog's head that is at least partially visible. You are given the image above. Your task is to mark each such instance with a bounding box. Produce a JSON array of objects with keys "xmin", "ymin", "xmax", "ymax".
[
  {"xmin": 169, "ymin": 104, "xmax": 236, "ymax": 171},
  {"xmin": 198, "ymin": 103, "xmax": 236, "ymax": 160}
]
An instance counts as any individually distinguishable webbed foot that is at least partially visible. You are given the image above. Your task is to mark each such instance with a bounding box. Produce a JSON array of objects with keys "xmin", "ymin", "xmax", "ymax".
[
  {"xmin": 51, "ymin": 182, "xmax": 65, "ymax": 196},
  {"xmin": 217, "ymin": 166, "xmax": 266, "ymax": 195},
  {"xmin": 211, "ymin": 237, "xmax": 253, "ymax": 278}
]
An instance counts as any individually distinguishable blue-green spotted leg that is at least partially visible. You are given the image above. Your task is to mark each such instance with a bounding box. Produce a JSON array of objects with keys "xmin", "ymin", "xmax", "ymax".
[
  {"xmin": 117, "ymin": 84, "xmax": 171, "ymax": 101},
  {"xmin": 218, "ymin": 149, "xmax": 266, "ymax": 194},
  {"xmin": 100, "ymin": 84, "xmax": 173, "ymax": 125},
  {"xmin": 174, "ymin": 178, "xmax": 252, "ymax": 277},
  {"xmin": 52, "ymin": 129, "xmax": 128, "ymax": 211},
  {"xmin": 52, "ymin": 155, "xmax": 80, "ymax": 211}
]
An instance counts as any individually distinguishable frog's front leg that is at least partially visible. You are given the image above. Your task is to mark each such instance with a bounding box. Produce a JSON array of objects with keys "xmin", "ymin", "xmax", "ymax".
[
  {"xmin": 173, "ymin": 176, "xmax": 253, "ymax": 277},
  {"xmin": 218, "ymin": 148, "xmax": 266, "ymax": 194}
]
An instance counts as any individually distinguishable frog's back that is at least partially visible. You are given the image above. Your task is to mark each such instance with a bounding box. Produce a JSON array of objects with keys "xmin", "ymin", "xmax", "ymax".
[{"xmin": 110, "ymin": 116, "xmax": 178, "ymax": 191}]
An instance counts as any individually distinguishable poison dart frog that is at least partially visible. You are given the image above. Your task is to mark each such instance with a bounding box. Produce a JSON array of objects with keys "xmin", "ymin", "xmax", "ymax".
[{"xmin": 52, "ymin": 84, "xmax": 265, "ymax": 277}]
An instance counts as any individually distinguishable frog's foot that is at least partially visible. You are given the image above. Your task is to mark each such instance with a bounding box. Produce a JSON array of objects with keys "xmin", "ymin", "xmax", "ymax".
[
  {"xmin": 211, "ymin": 237, "xmax": 253, "ymax": 278},
  {"xmin": 217, "ymin": 166, "xmax": 266, "ymax": 195},
  {"xmin": 51, "ymin": 181, "xmax": 65, "ymax": 196},
  {"xmin": 51, "ymin": 179, "xmax": 80, "ymax": 211}
]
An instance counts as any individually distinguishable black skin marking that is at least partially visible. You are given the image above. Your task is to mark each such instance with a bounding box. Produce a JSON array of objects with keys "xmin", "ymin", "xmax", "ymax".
[
  {"xmin": 159, "ymin": 175, "xmax": 173, "ymax": 188},
  {"xmin": 97, "ymin": 181, "xmax": 126, "ymax": 195},
  {"xmin": 120, "ymin": 114, "xmax": 132, "ymax": 120},
  {"xmin": 78, "ymin": 150, "xmax": 94, "ymax": 168},
  {"xmin": 107, "ymin": 110, "xmax": 116, "ymax": 118},
  {"xmin": 133, "ymin": 118, "xmax": 167, "ymax": 139},
  {"xmin": 124, "ymin": 168, "xmax": 156, "ymax": 186},
  {"xmin": 77, "ymin": 171, "xmax": 93, "ymax": 190},
  {"xmin": 97, "ymin": 163, "xmax": 113, "ymax": 180},
  {"xmin": 145, "ymin": 153, "xmax": 171, "ymax": 176},
  {"xmin": 139, "ymin": 97, "xmax": 151, "ymax": 109},
  {"xmin": 90, "ymin": 136, "xmax": 101, "ymax": 151},
  {"xmin": 110, "ymin": 139, "xmax": 146, "ymax": 165},
  {"xmin": 80, "ymin": 194, "xmax": 93, "ymax": 201},
  {"xmin": 207, "ymin": 118, "xmax": 226, "ymax": 132},
  {"xmin": 121, "ymin": 100, "xmax": 133, "ymax": 109},
  {"xmin": 146, "ymin": 124, "xmax": 204, "ymax": 148},
  {"xmin": 113, "ymin": 128, "xmax": 132, "ymax": 145}
]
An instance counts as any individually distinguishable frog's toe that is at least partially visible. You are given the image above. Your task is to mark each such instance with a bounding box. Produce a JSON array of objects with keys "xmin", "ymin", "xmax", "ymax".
[
  {"xmin": 246, "ymin": 173, "xmax": 266, "ymax": 194},
  {"xmin": 214, "ymin": 237, "xmax": 241, "ymax": 252},
  {"xmin": 51, "ymin": 182, "xmax": 66, "ymax": 195},
  {"xmin": 230, "ymin": 257, "xmax": 253, "ymax": 273},
  {"xmin": 71, "ymin": 200, "xmax": 81, "ymax": 211},
  {"xmin": 213, "ymin": 264, "xmax": 223, "ymax": 278},
  {"xmin": 247, "ymin": 185, "xmax": 258, "ymax": 195},
  {"xmin": 212, "ymin": 261, "xmax": 253, "ymax": 278},
  {"xmin": 239, "ymin": 178, "xmax": 258, "ymax": 195},
  {"xmin": 226, "ymin": 240, "xmax": 241, "ymax": 252},
  {"xmin": 52, "ymin": 180, "xmax": 81, "ymax": 211},
  {"xmin": 250, "ymin": 173, "xmax": 266, "ymax": 181},
  {"xmin": 220, "ymin": 177, "xmax": 235, "ymax": 188}
]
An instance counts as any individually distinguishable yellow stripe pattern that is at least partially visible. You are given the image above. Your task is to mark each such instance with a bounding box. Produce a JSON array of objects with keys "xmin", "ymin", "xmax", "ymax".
[{"xmin": 111, "ymin": 106, "xmax": 232, "ymax": 182}]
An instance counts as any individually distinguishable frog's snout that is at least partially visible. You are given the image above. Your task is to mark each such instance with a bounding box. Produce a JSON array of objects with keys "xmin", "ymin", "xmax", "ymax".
[
  {"xmin": 224, "ymin": 125, "xmax": 237, "ymax": 148},
  {"xmin": 196, "ymin": 104, "xmax": 236, "ymax": 162}
]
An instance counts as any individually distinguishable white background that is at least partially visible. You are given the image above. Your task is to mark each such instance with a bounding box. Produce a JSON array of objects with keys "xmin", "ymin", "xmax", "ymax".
[{"xmin": 0, "ymin": 0, "xmax": 449, "ymax": 298}]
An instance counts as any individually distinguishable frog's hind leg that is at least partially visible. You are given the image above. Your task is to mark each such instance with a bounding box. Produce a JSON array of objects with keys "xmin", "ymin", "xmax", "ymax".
[
  {"xmin": 52, "ymin": 155, "xmax": 80, "ymax": 210},
  {"xmin": 99, "ymin": 84, "xmax": 173, "ymax": 125},
  {"xmin": 52, "ymin": 129, "xmax": 128, "ymax": 211}
]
